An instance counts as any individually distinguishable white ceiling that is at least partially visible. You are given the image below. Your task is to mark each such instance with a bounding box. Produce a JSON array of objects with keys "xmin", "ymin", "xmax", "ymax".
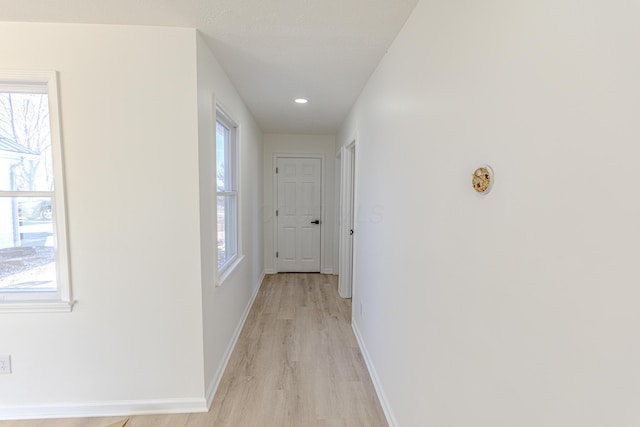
[{"xmin": 0, "ymin": 0, "xmax": 418, "ymax": 134}]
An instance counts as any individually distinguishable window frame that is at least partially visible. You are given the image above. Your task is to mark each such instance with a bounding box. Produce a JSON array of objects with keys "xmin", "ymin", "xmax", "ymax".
[
  {"xmin": 215, "ymin": 106, "xmax": 241, "ymax": 284},
  {"xmin": 0, "ymin": 70, "xmax": 72, "ymax": 313}
]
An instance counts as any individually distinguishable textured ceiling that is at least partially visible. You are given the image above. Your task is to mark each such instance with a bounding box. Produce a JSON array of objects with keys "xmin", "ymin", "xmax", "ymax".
[{"xmin": 0, "ymin": 0, "xmax": 418, "ymax": 133}]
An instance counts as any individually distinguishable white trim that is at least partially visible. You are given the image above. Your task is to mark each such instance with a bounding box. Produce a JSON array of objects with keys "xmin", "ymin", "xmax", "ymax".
[
  {"xmin": 334, "ymin": 151, "xmax": 341, "ymax": 276},
  {"xmin": 205, "ymin": 270, "xmax": 266, "ymax": 408},
  {"xmin": 0, "ymin": 70, "xmax": 72, "ymax": 310},
  {"xmin": 47, "ymin": 70, "xmax": 72, "ymax": 306},
  {"xmin": 350, "ymin": 141, "xmax": 359, "ymax": 300},
  {"xmin": 0, "ymin": 397, "xmax": 207, "ymax": 421},
  {"xmin": 264, "ymin": 268, "xmax": 276, "ymax": 275},
  {"xmin": 272, "ymin": 153, "xmax": 326, "ymax": 273},
  {"xmin": 0, "ymin": 272, "xmax": 268, "ymax": 421},
  {"xmin": 352, "ymin": 320, "xmax": 398, "ymax": 427},
  {"xmin": 0, "ymin": 70, "xmax": 54, "ymax": 86},
  {"xmin": 215, "ymin": 104, "xmax": 240, "ymax": 278},
  {"xmin": 338, "ymin": 140, "xmax": 356, "ymax": 298},
  {"xmin": 0, "ymin": 300, "xmax": 74, "ymax": 314},
  {"xmin": 322, "ymin": 268, "xmax": 333, "ymax": 274},
  {"xmin": 216, "ymin": 254, "xmax": 244, "ymax": 287}
]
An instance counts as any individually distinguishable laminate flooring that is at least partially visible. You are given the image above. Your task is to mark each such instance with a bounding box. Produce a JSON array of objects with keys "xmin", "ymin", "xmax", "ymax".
[{"xmin": 1, "ymin": 274, "xmax": 388, "ymax": 427}]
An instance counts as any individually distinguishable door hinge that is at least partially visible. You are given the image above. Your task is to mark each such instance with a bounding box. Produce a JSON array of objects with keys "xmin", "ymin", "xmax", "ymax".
[
  {"xmin": 276, "ymin": 209, "xmax": 279, "ymax": 216},
  {"xmin": 276, "ymin": 251, "xmax": 279, "ymax": 258},
  {"xmin": 276, "ymin": 167, "xmax": 279, "ymax": 174}
]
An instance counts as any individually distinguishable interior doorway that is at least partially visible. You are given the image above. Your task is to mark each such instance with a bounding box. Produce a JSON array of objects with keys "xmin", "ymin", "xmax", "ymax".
[
  {"xmin": 338, "ymin": 142, "xmax": 356, "ymax": 298},
  {"xmin": 275, "ymin": 156, "xmax": 322, "ymax": 272}
]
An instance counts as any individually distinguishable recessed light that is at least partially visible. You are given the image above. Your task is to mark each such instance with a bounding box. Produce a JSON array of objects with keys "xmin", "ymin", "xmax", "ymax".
[{"xmin": 294, "ymin": 98, "xmax": 308, "ymax": 104}]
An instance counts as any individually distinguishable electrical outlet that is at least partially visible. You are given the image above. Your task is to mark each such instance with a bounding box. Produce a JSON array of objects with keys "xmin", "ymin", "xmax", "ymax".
[{"xmin": 0, "ymin": 355, "xmax": 11, "ymax": 374}]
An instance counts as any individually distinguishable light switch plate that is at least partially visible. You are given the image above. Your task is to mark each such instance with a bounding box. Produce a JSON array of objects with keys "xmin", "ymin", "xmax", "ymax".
[{"xmin": 0, "ymin": 355, "xmax": 11, "ymax": 374}]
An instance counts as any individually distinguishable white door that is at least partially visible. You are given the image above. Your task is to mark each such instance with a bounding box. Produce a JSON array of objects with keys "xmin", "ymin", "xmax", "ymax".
[{"xmin": 276, "ymin": 157, "xmax": 322, "ymax": 272}]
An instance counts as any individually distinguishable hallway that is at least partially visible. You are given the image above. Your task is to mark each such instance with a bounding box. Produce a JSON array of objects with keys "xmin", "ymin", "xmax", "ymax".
[
  {"xmin": 2, "ymin": 274, "xmax": 387, "ymax": 427},
  {"xmin": 208, "ymin": 273, "xmax": 386, "ymax": 426}
]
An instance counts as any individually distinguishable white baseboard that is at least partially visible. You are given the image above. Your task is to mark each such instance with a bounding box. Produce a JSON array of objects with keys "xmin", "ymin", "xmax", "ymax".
[
  {"xmin": 205, "ymin": 270, "xmax": 266, "ymax": 408},
  {"xmin": 0, "ymin": 397, "xmax": 207, "ymax": 421},
  {"xmin": 264, "ymin": 268, "xmax": 275, "ymax": 275},
  {"xmin": 322, "ymin": 268, "xmax": 333, "ymax": 274},
  {"xmin": 352, "ymin": 320, "xmax": 398, "ymax": 427},
  {"xmin": 255, "ymin": 271, "xmax": 266, "ymax": 294},
  {"xmin": 1, "ymin": 271, "xmax": 268, "ymax": 422}
]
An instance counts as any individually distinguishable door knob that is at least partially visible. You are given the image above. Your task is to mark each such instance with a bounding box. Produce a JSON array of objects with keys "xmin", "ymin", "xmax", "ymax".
[{"xmin": 311, "ymin": 220, "xmax": 320, "ymax": 224}]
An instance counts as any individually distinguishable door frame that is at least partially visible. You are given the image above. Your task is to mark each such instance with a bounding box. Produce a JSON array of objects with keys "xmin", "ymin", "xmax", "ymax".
[
  {"xmin": 273, "ymin": 153, "xmax": 326, "ymax": 273},
  {"xmin": 338, "ymin": 139, "xmax": 356, "ymax": 298},
  {"xmin": 334, "ymin": 151, "xmax": 341, "ymax": 276}
]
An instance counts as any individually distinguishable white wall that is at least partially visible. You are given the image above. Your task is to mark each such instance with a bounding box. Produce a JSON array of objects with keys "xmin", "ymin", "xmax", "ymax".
[
  {"xmin": 339, "ymin": 1, "xmax": 640, "ymax": 426},
  {"xmin": 0, "ymin": 23, "xmax": 264, "ymax": 419},
  {"xmin": 263, "ymin": 134, "xmax": 336, "ymax": 274},
  {"xmin": 196, "ymin": 33, "xmax": 264, "ymax": 402}
]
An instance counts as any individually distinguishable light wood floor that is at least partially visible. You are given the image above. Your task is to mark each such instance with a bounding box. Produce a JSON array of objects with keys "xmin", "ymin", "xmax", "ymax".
[{"xmin": 1, "ymin": 274, "xmax": 388, "ymax": 427}]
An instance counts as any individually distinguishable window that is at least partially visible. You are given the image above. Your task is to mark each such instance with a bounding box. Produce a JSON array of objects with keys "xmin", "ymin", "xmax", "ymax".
[
  {"xmin": 215, "ymin": 107, "xmax": 238, "ymax": 277},
  {"xmin": 0, "ymin": 71, "xmax": 71, "ymax": 312}
]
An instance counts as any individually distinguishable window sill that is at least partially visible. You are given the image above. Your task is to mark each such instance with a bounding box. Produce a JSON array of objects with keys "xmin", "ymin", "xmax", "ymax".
[
  {"xmin": 217, "ymin": 254, "xmax": 245, "ymax": 287},
  {"xmin": 0, "ymin": 300, "xmax": 75, "ymax": 314}
]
